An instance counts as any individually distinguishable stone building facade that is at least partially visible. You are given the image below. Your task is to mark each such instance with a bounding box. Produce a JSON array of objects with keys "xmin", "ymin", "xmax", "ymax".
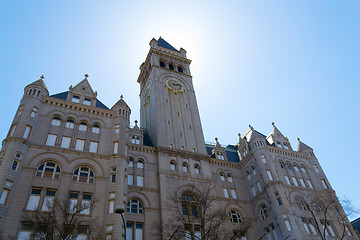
[{"xmin": 0, "ymin": 38, "xmax": 358, "ymax": 239}]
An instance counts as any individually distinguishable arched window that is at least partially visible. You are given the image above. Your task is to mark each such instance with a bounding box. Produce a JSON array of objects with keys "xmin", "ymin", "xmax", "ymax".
[
  {"xmin": 126, "ymin": 199, "xmax": 143, "ymax": 214},
  {"xmin": 169, "ymin": 64, "xmax": 174, "ymax": 70},
  {"xmin": 160, "ymin": 61, "xmax": 165, "ymax": 68},
  {"xmin": 300, "ymin": 164, "xmax": 306, "ymax": 173},
  {"xmin": 227, "ymin": 173, "xmax": 233, "ymax": 182},
  {"xmin": 170, "ymin": 161, "xmax": 176, "ymax": 171},
  {"xmin": 220, "ymin": 172, "xmax": 225, "ymax": 181},
  {"xmin": 260, "ymin": 204, "xmax": 269, "ymax": 220},
  {"xmin": 229, "ymin": 210, "xmax": 242, "ymax": 223},
  {"xmin": 178, "ymin": 66, "xmax": 183, "ymax": 73},
  {"xmin": 51, "ymin": 117, "xmax": 61, "ymax": 126},
  {"xmin": 181, "ymin": 193, "xmax": 198, "ymax": 217},
  {"xmin": 137, "ymin": 159, "xmax": 144, "ymax": 169},
  {"xmin": 79, "ymin": 122, "xmax": 87, "ymax": 131},
  {"xmin": 279, "ymin": 160, "xmax": 284, "ymax": 168},
  {"xmin": 36, "ymin": 162, "xmax": 60, "ymax": 179},
  {"xmin": 194, "ymin": 165, "xmax": 200, "ymax": 174},
  {"xmin": 293, "ymin": 163, "xmax": 299, "ymax": 172},
  {"xmin": 286, "ymin": 162, "xmax": 292, "ymax": 170},
  {"xmin": 72, "ymin": 166, "xmax": 94, "ymax": 183},
  {"xmin": 92, "ymin": 124, "xmax": 100, "ymax": 134},
  {"xmin": 65, "ymin": 119, "xmax": 75, "ymax": 129},
  {"xmin": 251, "ymin": 166, "xmax": 256, "ymax": 176},
  {"xmin": 246, "ymin": 171, "xmax": 251, "ymax": 180},
  {"xmin": 182, "ymin": 163, "xmax": 188, "ymax": 173},
  {"xmin": 128, "ymin": 158, "xmax": 134, "ymax": 167}
]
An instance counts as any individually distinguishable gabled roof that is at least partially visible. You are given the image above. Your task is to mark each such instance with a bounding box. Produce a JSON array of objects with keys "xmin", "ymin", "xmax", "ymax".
[
  {"xmin": 73, "ymin": 78, "xmax": 95, "ymax": 95},
  {"xmin": 30, "ymin": 79, "xmax": 48, "ymax": 90},
  {"xmin": 49, "ymin": 91, "xmax": 109, "ymax": 110},
  {"xmin": 244, "ymin": 128, "xmax": 267, "ymax": 142},
  {"xmin": 206, "ymin": 144, "xmax": 240, "ymax": 163},
  {"xmin": 158, "ymin": 37, "xmax": 179, "ymax": 52},
  {"xmin": 112, "ymin": 96, "xmax": 129, "ymax": 110}
]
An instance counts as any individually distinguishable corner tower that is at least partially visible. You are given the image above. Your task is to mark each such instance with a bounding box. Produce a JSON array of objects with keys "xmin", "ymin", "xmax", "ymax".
[{"xmin": 137, "ymin": 38, "xmax": 206, "ymax": 154}]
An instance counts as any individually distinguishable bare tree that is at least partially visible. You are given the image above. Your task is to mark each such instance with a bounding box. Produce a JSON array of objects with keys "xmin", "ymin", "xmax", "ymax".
[
  {"xmin": 295, "ymin": 191, "xmax": 358, "ymax": 240},
  {"xmin": 24, "ymin": 196, "xmax": 105, "ymax": 240},
  {"xmin": 157, "ymin": 182, "xmax": 250, "ymax": 240}
]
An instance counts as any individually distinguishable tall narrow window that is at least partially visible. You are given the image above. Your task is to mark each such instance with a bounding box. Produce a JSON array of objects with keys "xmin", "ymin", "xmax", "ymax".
[
  {"xmin": 260, "ymin": 155, "xmax": 267, "ymax": 163},
  {"xmin": 61, "ymin": 136, "xmax": 71, "ymax": 148},
  {"xmin": 251, "ymin": 186, "xmax": 256, "ymax": 196},
  {"xmin": 108, "ymin": 192, "xmax": 115, "ymax": 214},
  {"xmin": 80, "ymin": 194, "xmax": 92, "ymax": 215},
  {"xmin": 256, "ymin": 182, "xmax": 262, "ymax": 192},
  {"xmin": 89, "ymin": 141, "xmax": 98, "ymax": 153},
  {"xmin": 65, "ymin": 119, "xmax": 75, "ymax": 129},
  {"xmin": 128, "ymin": 174, "xmax": 133, "ymax": 185},
  {"xmin": 26, "ymin": 188, "xmax": 42, "ymax": 210},
  {"xmin": 69, "ymin": 192, "xmax": 79, "ymax": 213},
  {"xmin": 17, "ymin": 105, "xmax": 24, "ymax": 115},
  {"xmin": 299, "ymin": 178, "xmax": 306, "ymax": 187},
  {"xmin": 178, "ymin": 66, "xmax": 183, "ymax": 73},
  {"xmin": 227, "ymin": 174, "xmax": 233, "ymax": 182},
  {"xmin": 285, "ymin": 176, "xmax": 291, "ymax": 185},
  {"xmin": 115, "ymin": 124, "xmax": 120, "ymax": 133},
  {"xmin": 260, "ymin": 205, "xmax": 269, "ymax": 220},
  {"xmin": 9, "ymin": 124, "xmax": 16, "ymax": 136},
  {"xmin": 230, "ymin": 189, "xmax": 237, "ymax": 199},
  {"xmin": 11, "ymin": 160, "xmax": 19, "ymax": 171},
  {"xmin": 252, "ymin": 166, "xmax": 256, "ymax": 175},
  {"xmin": 46, "ymin": 134, "xmax": 57, "ymax": 146},
  {"xmin": 23, "ymin": 125, "xmax": 32, "ymax": 139},
  {"xmin": 320, "ymin": 179, "xmax": 329, "ymax": 189},
  {"xmin": 194, "ymin": 165, "xmax": 200, "ymax": 174},
  {"xmin": 51, "ymin": 117, "xmax": 61, "ymax": 126},
  {"xmin": 266, "ymin": 170, "xmax": 273, "ymax": 181},
  {"xmin": 113, "ymin": 142, "xmax": 119, "ymax": 154},
  {"xmin": 247, "ymin": 171, "xmax": 251, "ymax": 180},
  {"xmin": 182, "ymin": 163, "xmax": 188, "ymax": 173},
  {"xmin": 285, "ymin": 220, "xmax": 292, "ymax": 231},
  {"xmin": 75, "ymin": 139, "xmax": 85, "ymax": 151},
  {"xmin": 292, "ymin": 177, "xmax": 299, "ymax": 186},
  {"xmin": 314, "ymin": 164, "xmax": 320, "ymax": 173},
  {"xmin": 0, "ymin": 185, "xmax": 10, "ymax": 205},
  {"xmin": 306, "ymin": 179, "xmax": 314, "ymax": 189},
  {"xmin": 137, "ymin": 176, "xmax": 144, "ymax": 187},
  {"xmin": 42, "ymin": 189, "xmax": 56, "ymax": 211},
  {"xmin": 128, "ymin": 158, "xmax": 134, "ymax": 167},
  {"xmin": 293, "ymin": 164, "xmax": 299, "ymax": 172},
  {"xmin": 220, "ymin": 172, "xmax": 225, "ymax": 181},
  {"xmin": 223, "ymin": 188, "xmax": 229, "ymax": 198},
  {"xmin": 170, "ymin": 161, "xmax": 176, "ymax": 171},
  {"xmin": 30, "ymin": 107, "xmax": 38, "ymax": 118}
]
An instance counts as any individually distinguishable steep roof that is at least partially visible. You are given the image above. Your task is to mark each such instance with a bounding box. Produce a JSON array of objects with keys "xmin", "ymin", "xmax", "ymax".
[
  {"xmin": 112, "ymin": 97, "xmax": 129, "ymax": 109},
  {"xmin": 297, "ymin": 138, "xmax": 313, "ymax": 152},
  {"xmin": 206, "ymin": 144, "xmax": 240, "ymax": 163},
  {"xmin": 158, "ymin": 37, "xmax": 179, "ymax": 52},
  {"xmin": 49, "ymin": 91, "xmax": 109, "ymax": 110}
]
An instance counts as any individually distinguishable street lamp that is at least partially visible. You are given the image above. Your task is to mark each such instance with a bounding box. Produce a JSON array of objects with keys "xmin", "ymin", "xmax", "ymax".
[{"xmin": 115, "ymin": 205, "xmax": 126, "ymax": 240}]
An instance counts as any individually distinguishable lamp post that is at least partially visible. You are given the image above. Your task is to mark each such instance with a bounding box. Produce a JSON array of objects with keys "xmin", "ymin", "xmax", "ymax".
[{"xmin": 115, "ymin": 205, "xmax": 126, "ymax": 240}]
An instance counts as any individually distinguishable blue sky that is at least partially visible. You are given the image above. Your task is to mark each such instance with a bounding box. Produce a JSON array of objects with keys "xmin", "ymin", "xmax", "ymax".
[{"xmin": 1, "ymin": 1, "xmax": 359, "ymax": 219}]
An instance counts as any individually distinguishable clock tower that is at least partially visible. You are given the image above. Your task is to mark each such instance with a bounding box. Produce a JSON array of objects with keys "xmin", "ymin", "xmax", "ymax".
[{"xmin": 137, "ymin": 38, "xmax": 206, "ymax": 154}]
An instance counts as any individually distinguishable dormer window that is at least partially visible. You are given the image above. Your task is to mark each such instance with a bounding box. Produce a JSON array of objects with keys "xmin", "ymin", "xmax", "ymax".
[
  {"xmin": 276, "ymin": 141, "xmax": 282, "ymax": 148},
  {"xmin": 242, "ymin": 148, "xmax": 248, "ymax": 157},
  {"xmin": 283, "ymin": 143, "xmax": 289, "ymax": 150},
  {"xmin": 160, "ymin": 61, "xmax": 165, "ymax": 68},
  {"xmin": 71, "ymin": 95, "xmax": 80, "ymax": 103},
  {"xmin": 169, "ymin": 64, "xmax": 174, "ymax": 70},
  {"xmin": 83, "ymin": 98, "xmax": 91, "ymax": 106},
  {"xmin": 178, "ymin": 67, "xmax": 183, "ymax": 73},
  {"xmin": 131, "ymin": 136, "xmax": 140, "ymax": 144},
  {"xmin": 216, "ymin": 152, "xmax": 224, "ymax": 160}
]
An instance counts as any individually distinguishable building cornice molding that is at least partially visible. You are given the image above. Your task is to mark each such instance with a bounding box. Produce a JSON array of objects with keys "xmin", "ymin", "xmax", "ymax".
[{"xmin": 267, "ymin": 146, "xmax": 308, "ymax": 159}]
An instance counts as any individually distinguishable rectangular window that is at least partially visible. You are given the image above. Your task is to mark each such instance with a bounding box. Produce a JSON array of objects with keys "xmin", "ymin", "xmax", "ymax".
[
  {"xmin": 285, "ymin": 176, "xmax": 291, "ymax": 185},
  {"xmin": 299, "ymin": 178, "xmax": 306, "ymax": 187},
  {"xmin": 18, "ymin": 223, "xmax": 32, "ymax": 240},
  {"xmin": 126, "ymin": 223, "xmax": 133, "ymax": 240},
  {"xmin": 283, "ymin": 143, "xmax": 289, "ymax": 150},
  {"xmin": 251, "ymin": 186, "xmax": 256, "ymax": 196},
  {"xmin": 307, "ymin": 179, "xmax": 314, "ymax": 189},
  {"xmin": 260, "ymin": 154, "xmax": 266, "ymax": 163},
  {"xmin": 303, "ymin": 220, "xmax": 311, "ymax": 235},
  {"xmin": 71, "ymin": 95, "xmax": 80, "ymax": 103},
  {"xmin": 320, "ymin": 179, "xmax": 328, "ymax": 189},
  {"xmin": 46, "ymin": 134, "xmax": 57, "ymax": 146},
  {"xmin": 83, "ymin": 98, "xmax": 91, "ymax": 106},
  {"xmin": 9, "ymin": 124, "xmax": 16, "ymax": 136},
  {"xmin": 135, "ymin": 223, "xmax": 143, "ymax": 240},
  {"xmin": 137, "ymin": 176, "xmax": 144, "ymax": 187},
  {"xmin": 266, "ymin": 170, "xmax": 273, "ymax": 181},
  {"xmin": 256, "ymin": 182, "xmax": 262, "ymax": 192},
  {"xmin": 23, "ymin": 125, "xmax": 32, "ymax": 139},
  {"xmin": 113, "ymin": 142, "xmax": 119, "ymax": 154},
  {"xmin": 0, "ymin": 188, "xmax": 10, "ymax": 205},
  {"xmin": 61, "ymin": 136, "xmax": 71, "ymax": 148},
  {"xmin": 11, "ymin": 160, "xmax": 19, "ymax": 171},
  {"xmin": 194, "ymin": 226, "xmax": 201, "ymax": 239},
  {"xmin": 75, "ymin": 139, "xmax": 85, "ymax": 151},
  {"xmin": 111, "ymin": 174, "xmax": 116, "ymax": 183},
  {"xmin": 170, "ymin": 162, "xmax": 175, "ymax": 171},
  {"xmin": 230, "ymin": 189, "xmax": 237, "ymax": 199},
  {"xmin": 42, "ymin": 189, "xmax": 56, "ymax": 211},
  {"xmin": 292, "ymin": 177, "xmax": 299, "ymax": 186},
  {"xmin": 108, "ymin": 199, "xmax": 115, "ymax": 214},
  {"xmin": 80, "ymin": 194, "xmax": 92, "ymax": 215},
  {"xmin": 223, "ymin": 188, "xmax": 229, "ymax": 198},
  {"xmin": 285, "ymin": 220, "xmax": 292, "ymax": 231},
  {"xmin": 26, "ymin": 188, "xmax": 42, "ymax": 210},
  {"xmin": 314, "ymin": 164, "xmax": 320, "ymax": 173},
  {"xmin": 30, "ymin": 107, "xmax": 38, "ymax": 117},
  {"xmin": 128, "ymin": 175, "xmax": 133, "ymax": 185},
  {"xmin": 69, "ymin": 192, "xmax": 79, "ymax": 213},
  {"xmin": 89, "ymin": 141, "xmax": 98, "ymax": 153}
]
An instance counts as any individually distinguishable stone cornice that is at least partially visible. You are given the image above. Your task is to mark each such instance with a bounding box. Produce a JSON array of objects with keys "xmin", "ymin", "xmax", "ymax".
[
  {"xmin": 128, "ymin": 144, "xmax": 154, "ymax": 153},
  {"xmin": 44, "ymin": 96, "xmax": 115, "ymax": 117},
  {"xmin": 267, "ymin": 146, "xmax": 308, "ymax": 159},
  {"xmin": 154, "ymin": 146, "xmax": 210, "ymax": 160}
]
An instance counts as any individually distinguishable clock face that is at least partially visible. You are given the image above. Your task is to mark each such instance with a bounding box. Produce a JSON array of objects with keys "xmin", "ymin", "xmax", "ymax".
[{"xmin": 166, "ymin": 79, "xmax": 183, "ymax": 92}]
